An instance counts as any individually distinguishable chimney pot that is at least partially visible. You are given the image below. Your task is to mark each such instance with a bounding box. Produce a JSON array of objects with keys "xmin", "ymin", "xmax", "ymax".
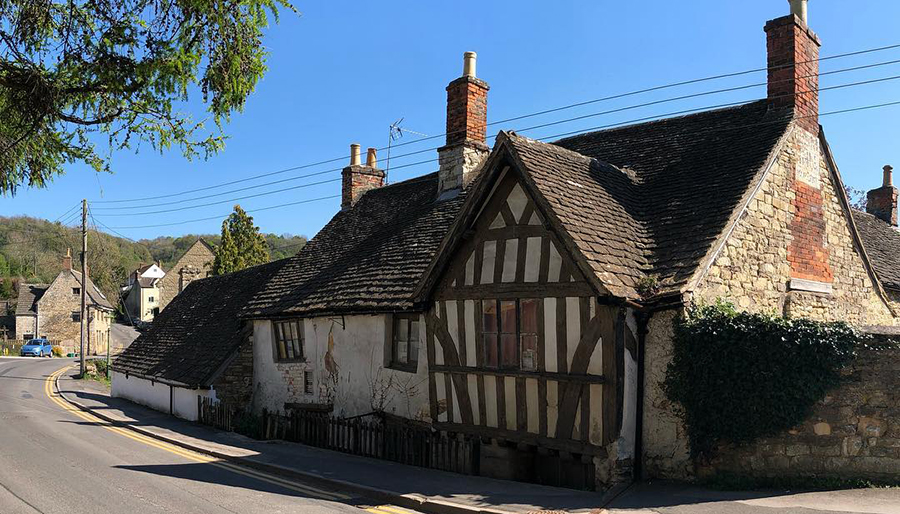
[
  {"xmin": 463, "ymin": 51, "xmax": 477, "ymax": 78},
  {"xmin": 788, "ymin": 0, "xmax": 808, "ymax": 24},
  {"xmin": 884, "ymin": 165, "xmax": 894, "ymax": 187},
  {"xmin": 867, "ymin": 164, "xmax": 899, "ymax": 227},
  {"xmin": 366, "ymin": 147, "xmax": 377, "ymax": 168},
  {"xmin": 350, "ymin": 143, "xmax": 361, "ymax": 166}
]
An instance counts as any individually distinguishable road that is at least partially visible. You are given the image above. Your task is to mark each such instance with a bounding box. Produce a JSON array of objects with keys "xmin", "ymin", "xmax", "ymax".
[
  {"xmin": 0, "ymin": 357, "xmax": 419, "ymax": 514},
  {"xmin": 109, "ymin": 323, "xmax": 139, "ymax": 351}
]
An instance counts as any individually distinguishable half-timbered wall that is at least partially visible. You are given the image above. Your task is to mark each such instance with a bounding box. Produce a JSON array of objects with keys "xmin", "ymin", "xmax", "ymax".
[{"xmin": 425, "ymin": 170, "xmax": 636, "ymax": 480}]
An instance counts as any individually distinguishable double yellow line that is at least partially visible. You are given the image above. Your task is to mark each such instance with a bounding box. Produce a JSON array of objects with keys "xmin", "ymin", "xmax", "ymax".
[
  {"xmin": 366, "ymin": 505, "xmax": 421, "ymax": 514},
  {"xmin": 44, "ymin": 366, "xmax": 352, "ymax": 503}
]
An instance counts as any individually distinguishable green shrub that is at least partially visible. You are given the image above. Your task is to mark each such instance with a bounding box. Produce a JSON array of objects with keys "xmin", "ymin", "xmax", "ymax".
[{"xmin": 663, "ymin": 301, "xmax": 863, "ymax": 459}]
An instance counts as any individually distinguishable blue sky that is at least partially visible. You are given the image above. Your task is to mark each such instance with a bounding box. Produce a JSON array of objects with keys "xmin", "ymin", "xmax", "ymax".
[{"xmin": 3, "ymin": 0, "xmax": 900, "ymax": 241}]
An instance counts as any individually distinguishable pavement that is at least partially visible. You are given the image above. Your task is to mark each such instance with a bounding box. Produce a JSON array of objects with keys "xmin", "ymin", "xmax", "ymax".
[{"xmin": 4, "ymin": 357, "xmax": 899, "ymax": 514}]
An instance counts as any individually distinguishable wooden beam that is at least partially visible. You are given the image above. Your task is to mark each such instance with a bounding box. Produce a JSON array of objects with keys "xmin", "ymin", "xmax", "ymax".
[
  {"xmin": 430, "ymin": 309, "xmax": 475, "ymax": 425},
  {"xmin": 435, "ymin": 282, "xmax": 594, "ymax": 300},
  {"xmin": 484, "ymin": 225, "xmax": 545, "ymax": 241},
  {"xmin": 429, "ymin": 365, "xmax": 605, "ymax": 385}
]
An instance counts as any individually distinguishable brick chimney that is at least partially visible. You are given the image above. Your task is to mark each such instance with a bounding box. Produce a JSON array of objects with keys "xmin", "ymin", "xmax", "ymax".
[
  {"xmin": 437, "ymin": 51, "xmax": 490, "ymax": 198},
  {"xmin": 62, "ymin": 248, "xmax": 72, "ymax": 271},
  {"xmin": 867, "ymin": 165, "xmax": 898, "ymax": 226},
  {"xmin": 765, "ymin": 0, "xmax": 821, "ymax": 135},
  {"xmin": 341, "ymin": 144, "xmax": 385, "ymax": 210}
]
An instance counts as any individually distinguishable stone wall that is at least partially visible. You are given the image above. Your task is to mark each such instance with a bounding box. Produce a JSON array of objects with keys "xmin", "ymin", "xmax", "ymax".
[
  {"xmin": 158, "ymin": 240, "xmax": 214, "ymax": 312},
  {"xmin": 38, "ymin": 271, "xmax": 86, "ymax": 348},
  {"xmin": 701, "ymin": 345, "xmax": 900, "ymax": 481},
  {"xmin": 212, "ymin": 325, "xmax": 254, "ymax": 410},
  {"xmin": 698, "ymin": 125, "xmax": 895, "ymax": 326}
]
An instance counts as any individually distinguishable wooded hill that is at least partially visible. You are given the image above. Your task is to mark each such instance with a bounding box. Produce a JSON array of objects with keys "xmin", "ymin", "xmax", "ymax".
[{"xmin": 0, "ymin": 216, "xmax": 306, "ymax": 306}]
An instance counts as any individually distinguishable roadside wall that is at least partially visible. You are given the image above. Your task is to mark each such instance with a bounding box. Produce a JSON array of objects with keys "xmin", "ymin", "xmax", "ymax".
[
  {"xmin": 702, "ymin": 346, "xmax": 900, "ymax": 480},
  {"xmin": 111, "ymin": 371, "xmax": 214, "ymax": 421}
]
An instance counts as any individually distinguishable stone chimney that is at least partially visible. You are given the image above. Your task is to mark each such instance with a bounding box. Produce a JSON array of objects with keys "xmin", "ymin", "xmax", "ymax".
[
  {"xmin": 765, "ymin": 0, "xmax": 821, "ymax": 135},
  {"xmin": 437, "ymin": 51, "xmax": 490, "ymax": 197},
  {"xmin": 62, "ymin": 248, "xmax": 72, "ymax": 271},
  {"xmin": 341, "ymin": 143, "xmax": 385, "ymax": 210},
  {"xmin": 867, "ymin": 165, "xmax": 898, "ymax": 226}
]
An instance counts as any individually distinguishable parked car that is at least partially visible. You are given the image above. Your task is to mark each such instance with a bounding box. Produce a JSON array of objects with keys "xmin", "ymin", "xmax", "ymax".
[{"xmin": 20, "ymin": 339, "xmax": 53, "ymax": 358}]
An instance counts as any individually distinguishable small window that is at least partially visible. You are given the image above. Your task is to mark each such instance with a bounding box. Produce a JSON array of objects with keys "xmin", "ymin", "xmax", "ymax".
[
  {"xmin": 390, "ymin": 315, "xmax": 420, "ymax": 370},
  {"xmin": 23, "ymin": 333, "xmax": 33, "ymax": 341},
  {"xmin": 482, "ymin": 299, "xmax": 539, "ymax": 371},
  {"xmin": 72, "ymin": 287, "xmax": 80, "ymax": 295},
  {"xmin": 148, "ymin": 296, "xmax": 155, "ymax": 303},
  {"xmin": 303, "ymin": 371, "xmax": 314, "ymax": 394},
  {"xmin": 71, "ymin": 311, "xmax": 81, "ymax": 322},
  {"xmin": 273, "ymin": 320, "xmax": 304, "ymax": 362}
]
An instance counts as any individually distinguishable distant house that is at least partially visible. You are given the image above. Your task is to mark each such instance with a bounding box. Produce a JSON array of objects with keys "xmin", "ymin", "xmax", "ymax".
[
  {"xmin": 112, "ymin": 259, "xmax": 287, "ymax": 421},
  {"xmin": 15, "ymin": 250, "xmax": 115, "ymax": 353},
  {"xmin": 157, "ymin": 238, "xmax": 214, "ymax": 313},
  {"xmin": 123, "ymin": 263, "xmax": 165, "ymax": 322}
]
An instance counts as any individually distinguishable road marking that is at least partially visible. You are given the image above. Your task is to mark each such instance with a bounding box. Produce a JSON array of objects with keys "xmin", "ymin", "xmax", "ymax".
[{"xmin": 44, "ymin": 366, "xmax": 351, "ymax": 502}]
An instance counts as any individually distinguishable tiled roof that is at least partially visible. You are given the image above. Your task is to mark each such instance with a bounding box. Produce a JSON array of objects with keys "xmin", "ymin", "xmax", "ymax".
[
  {"xmin": 528, "ymin": 100, "xmax": 792, "ymax": 297},
  {"xmin": 15, "ymin": 284, "xmax": 48, "ymax": 316},
  {"xmin": 114, "ymin": 259, "xmax": 288, "ymax": 386},
  {"xmin": 243, "ymin": 172, "xmax": 467, "ymax": 317},
  {"xmin": 851, "ymin": 210, "xmax": 900, "ymax": 291}
]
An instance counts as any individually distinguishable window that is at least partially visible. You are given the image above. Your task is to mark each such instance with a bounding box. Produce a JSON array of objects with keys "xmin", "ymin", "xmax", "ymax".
[
  {"xmin": 72, "ymin": 287, "xmax": 80, "ymax": 295},
  {"xmin": 390, "ymin": 315, "xmax": 420, "ymax": 370},
  {"xmin": 148, "ymin": 296, "xmax": 155, "ymax": 303},
  {"xmin": 23, "ymin": 333, "xmax": 33, "ymax": 341},
  {"xmin": 303, "ymin": 371, "xmax": 314, "ymax": 394},
  {"xmin": 482, "ymin": 299, "xmax": 539, "ymax": 371},
  {"xmin": 71, "ymin": 311, "xmax": 81, "ymax": 322},
  {"xmin": 273, "ymin": 320, "xmax": 304, "ymax": 362}
]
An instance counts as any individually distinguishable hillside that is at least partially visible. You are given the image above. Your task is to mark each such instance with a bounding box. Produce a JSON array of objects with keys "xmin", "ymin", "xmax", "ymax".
[{"xmin": 0, "ymin": 216, "xmax": 307, "ymax": 306}]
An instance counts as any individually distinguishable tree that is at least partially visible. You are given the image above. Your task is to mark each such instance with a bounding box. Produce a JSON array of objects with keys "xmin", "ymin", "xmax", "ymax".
[
  {"xmin": 844, "ymin": 185, "xmax": 868, "ymax": 212},
  {"xmin": 0, "ymin": 0, "xmax": 295, "ymax": 195},
  {"xmin": 212, "ymin": 205, "xmax": 269, "ymax": 275}
]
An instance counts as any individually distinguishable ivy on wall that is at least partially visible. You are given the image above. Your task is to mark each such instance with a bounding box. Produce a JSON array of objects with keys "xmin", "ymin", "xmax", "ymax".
[{"xmin": 663, "ymin": 301, "xmax": 863, "ymax": 459}]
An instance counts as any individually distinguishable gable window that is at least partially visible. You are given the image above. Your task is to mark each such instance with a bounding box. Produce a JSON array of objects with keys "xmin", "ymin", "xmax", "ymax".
[
  {"xmin": 71, "ymin": 311, "xmax": 81, "ymax": 322},
  {"xmin": 482, "ymin": 299, "xmax": 539, "ymax": 371},
  {"xmin": 72, "ymin": 287, "xmax": 80, "ymax": 295},
  {"xmin": 273, "ymin": 320, "xmax": 304, "ymax": 362},
  {"xmin": 389, "ymin": 314, "xmax": 420, "ymax": 371}
]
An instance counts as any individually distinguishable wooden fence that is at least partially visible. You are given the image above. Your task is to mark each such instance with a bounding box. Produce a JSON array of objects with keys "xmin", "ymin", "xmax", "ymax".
[{"xmin": 198, "ymin": 397, "xmax": 478, "ymax": 476}]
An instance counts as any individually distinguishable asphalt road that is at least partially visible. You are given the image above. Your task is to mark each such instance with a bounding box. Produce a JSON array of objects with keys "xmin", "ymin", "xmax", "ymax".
[
  {"xmin": 109, "ymin": 323, "xmax": 139, "ymax": 351},
  {"xmin": 0, "ymin": 357, "xmax": 418, "ymax": 514}
]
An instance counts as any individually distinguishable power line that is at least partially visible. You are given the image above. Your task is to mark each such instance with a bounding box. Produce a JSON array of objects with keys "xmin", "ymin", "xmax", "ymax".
[
  {"xmin": 93, "ymin": 69, "xmax": 900, "ymax": 216},
  {"xmin": 93, "ymin": 57, "xmax": 900, "ymax": 213},
  {"xmin": 100, "ymin": 194, "xmax": 341, "ymax": 230},
  {"xmin": 90, "ymin": 41, "xmax": 900, "ymax": 205}
]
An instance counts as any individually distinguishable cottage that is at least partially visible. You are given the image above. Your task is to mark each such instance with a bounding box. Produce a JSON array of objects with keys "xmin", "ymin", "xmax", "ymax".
[
  {"xmin": 123, "ymin": 262, "xmax": 165, "ymax": 322},
  {"xmin": 112, "ymin": 259, "xmax": 287, "ymax": 421},
  {"xmin": 157, "ymin": 238, "xmax": 214, "ymax": 312},
  {"xmin": 15, "ymin": 250, "xmax": 115, "ymax": 354}
]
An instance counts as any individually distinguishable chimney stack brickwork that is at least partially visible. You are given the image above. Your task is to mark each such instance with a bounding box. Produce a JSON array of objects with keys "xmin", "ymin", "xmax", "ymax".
[
  {"xmin": 867, "ymin": 165, "xmax": 898, "ymax": 227},
  {"xmin": 765, "ymin": 14, "xmax": 821, "ymax": 135},
  {"xmin": 438, "ymin": 53, "xmax": 490, "ymax": 195},
  {"xmin": 341, "ymin": 161, "xmax": 385, "ymax": 211}
]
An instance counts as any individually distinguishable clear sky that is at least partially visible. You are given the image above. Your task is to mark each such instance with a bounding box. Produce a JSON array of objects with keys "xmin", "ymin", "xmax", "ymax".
[{"xmin": 3, "ymin": 0, "xmax": 899, "ymax": 241}]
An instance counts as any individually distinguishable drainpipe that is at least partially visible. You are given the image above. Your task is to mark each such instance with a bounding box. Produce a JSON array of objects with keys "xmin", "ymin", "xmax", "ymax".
[{"xmin": 633, "ymin": 311, "xmax": 651, "ymax": 481}]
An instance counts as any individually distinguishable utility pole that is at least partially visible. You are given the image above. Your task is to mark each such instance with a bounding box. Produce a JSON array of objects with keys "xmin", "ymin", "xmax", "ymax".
[{"xmin": 79, "ymin": 199, "xmax": 87, "ymax": 376}]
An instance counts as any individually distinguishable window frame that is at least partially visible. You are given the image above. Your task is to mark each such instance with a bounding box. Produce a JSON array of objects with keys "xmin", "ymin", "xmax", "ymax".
[
  {"xmin": 272, "ymin": 319, "xmax": 305, "ymax": 363},
  {"xmin": 481, "ymin": 298, "xmax": 540, "ymax": 372},
  {"xmin": 385, "ymin": 313, "xmax": 420, "ymax": 373},
  {"xmin": 72, "ymin": 287, "xmax": 80, "ymax": 296},
  {"xmin": 71, "ymin": 311, "xmax": 81, "ymax": 322}
]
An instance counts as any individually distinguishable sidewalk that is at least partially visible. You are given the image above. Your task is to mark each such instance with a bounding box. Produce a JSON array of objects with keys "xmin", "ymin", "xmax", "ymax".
[{"xmin": 56, "ymin": 369, "xmax": 609, "ymax": 514}]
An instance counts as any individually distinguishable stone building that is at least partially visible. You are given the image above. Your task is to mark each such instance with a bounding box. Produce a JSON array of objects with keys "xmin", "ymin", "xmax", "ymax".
[
  {"xmin": 112, "ymin": 0, "xmax": 900, "ymax": 491},
  {"xmin": 157, "ymin": 239, "xmax": 214, "ymax": 313},
  {"xmin": 15, "ymin": 250, "xmax": 115, "ymax": 354}
]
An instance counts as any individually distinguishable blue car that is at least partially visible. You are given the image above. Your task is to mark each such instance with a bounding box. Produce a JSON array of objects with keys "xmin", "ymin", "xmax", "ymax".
[{"xmin": 20, "ymin": 339, "xmax": 53, "ymax": 358}]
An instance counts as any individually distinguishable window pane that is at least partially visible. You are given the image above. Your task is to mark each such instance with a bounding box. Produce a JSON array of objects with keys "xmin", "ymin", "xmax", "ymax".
[
  {"xmin": 409, "ymin": 336, "xmax": 419, "ymax": 365},
  {"xmin": 278, "ymin": 341, "xmax": 287, "ymax": 360},
  {"xmin": 409, "ymin": 320, "xmax": 420, "ymax": 343},
  {"xmin": 500, "ymin": 334, "xmax": 517, "ymax": 367},
  {"xmin": 521, "ymin": 335, "xmax": 538, "ymax": 371},
  {"xmin": 521, "ymin": 299, "xmax": 538, "ymax": 334},
  {"xmin": 482, "ymin": 301, "xmax": 497, "ymax": 333},
  {"xmin": 500, "ymin": 301, "xmax": 517, "ymax": 334},
  {"xmin": 484, "ymin": 334, "xmax": 498, "ymax": 367},
  {"xmin": 396, "ymin": 317, "xmax": 409, "ymax": 342},
  {"xmin": 396, "ymin": 338, "xmax": 409, "ymax": 364},
  {"xmin": 292, "ymin": 339, "xmax": 303, "ymax": 360}
]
